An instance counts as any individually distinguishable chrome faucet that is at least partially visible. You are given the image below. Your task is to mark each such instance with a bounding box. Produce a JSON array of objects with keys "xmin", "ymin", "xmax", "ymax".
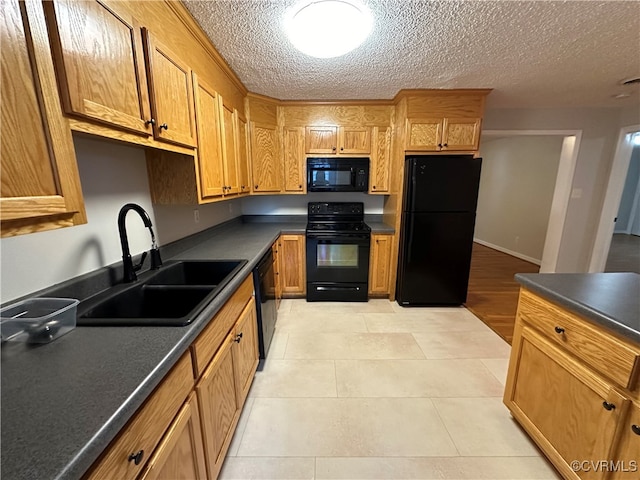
[{"xmin": 118, "ymin": 203, "xmax": 162, "ymax": 283}]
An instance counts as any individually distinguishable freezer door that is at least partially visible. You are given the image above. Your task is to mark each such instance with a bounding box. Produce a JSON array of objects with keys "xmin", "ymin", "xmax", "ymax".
[
  {"xmin": 404, "ymin": 156, "xmax": 482, "ymax": 213},
  {"xmin": 396, "ymin": 212, "xmax": 476, "ymax": 305}
]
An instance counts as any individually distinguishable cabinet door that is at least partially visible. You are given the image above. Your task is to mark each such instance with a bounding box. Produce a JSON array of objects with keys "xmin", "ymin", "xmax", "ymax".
[
  {"xmin": 272, "ymin": 240, "xmax": 283, "ymax": 309},
  {"xmin": 369, "ymin": 126, "xmax": 391, "ymax": 193},
  {"xmin": 220, "ymin": 99, "xmax": 240, "ymax": 194},
  {"xmin": 505, "ymin": 326, "xmax": 626, "ymax": 480},
  {"xmin": 232, "ymin": 298, "xmax": 259, "ymax": 408},
  {"xmin": 197, "ymin": 334, "xmax": 238, "ymax": 480},
  {"xmin": 339, "ymin": 126, "xmax": 371, "ymax": 154},
  {"xmin": 280, "ymin": 234, "xmax": 306, "ymax": 296},
  {"xmin": 283, "ymin": 127, "xmax": 306, "ymax": 193},
  {"xmin": 1, "ymin": 0, "xmax": 86, "ymax": 237},
  {"xmin": 143, "ymin": 29, "xmax": 196, "ymax": 148},
  {"xmin": 305, "ymin": 126, "xmax": 337, "ymax": 154},
  {"xmin": 138, "ymin": 392, "xmax": 207, "ymax": 480},
  {"xmin": 192, "ymin": 73, "xmax": 224, "ymax": 199},
  {"xmin": 237, "ymin": 114, "xmax": 251, "ymax": 193},
  {"xmin": 608, "ymin": 402, "xmax": 640, "ymax": 480},
  {"xmin": 44, "ymin": 0, "xmax": 152, "ymax": 135},
  {"xmin": 251, "ymin": 122, "xmax": 282, "ymax": 193},
  {"xmin": 405, "ymin": 118, "xmax": 443, "ymax": 150},
  {"xmin": 369, "ymin": 234, "xmax": 392, "ymax": 295},
  {"xmin": 442, "ymin": 118, "xmax": 480, "ymax": 151}
]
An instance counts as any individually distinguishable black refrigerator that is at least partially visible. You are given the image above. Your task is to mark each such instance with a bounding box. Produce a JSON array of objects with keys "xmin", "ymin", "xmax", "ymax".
[{"xmin": 396, "ymin": 155, "xmax": 482, "ymax": 306}]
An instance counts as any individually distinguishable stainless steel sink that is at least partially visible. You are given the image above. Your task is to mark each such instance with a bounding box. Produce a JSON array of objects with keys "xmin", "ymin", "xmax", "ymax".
[{"xmin": 77, "ymin": 260, "xmax": 247, "ymax": 326}]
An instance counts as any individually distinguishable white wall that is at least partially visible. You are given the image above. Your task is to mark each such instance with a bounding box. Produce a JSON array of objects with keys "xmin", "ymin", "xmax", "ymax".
[
  {"xmin": 0, "ymin": 136, "xmax": 240, "ymax": 303},
  {"xmin": 614, "ymin": 145, "xmax": 640, "ymax": 233},
  {"xmin": 483, "ymin": 106, "xmax": 640, "ymax": 272},
  {"xmin": 476, "ymin": 136, "xmax": 563, "ymax": 263},
  {"xmin": 240, "ymin": 192, "xmax": 384, "ymax": 215}
]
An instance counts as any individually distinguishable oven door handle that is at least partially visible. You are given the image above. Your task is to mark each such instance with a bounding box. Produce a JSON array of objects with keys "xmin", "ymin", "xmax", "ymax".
[{"xmin": 306, "ymin": 233, "xmax": 370, "ymax": 240}]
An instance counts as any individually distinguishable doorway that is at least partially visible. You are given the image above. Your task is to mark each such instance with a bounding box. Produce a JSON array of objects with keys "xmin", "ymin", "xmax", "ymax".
[{"xmin": 590, "ymin": 126, "xmax": 640, "ymax": 272}]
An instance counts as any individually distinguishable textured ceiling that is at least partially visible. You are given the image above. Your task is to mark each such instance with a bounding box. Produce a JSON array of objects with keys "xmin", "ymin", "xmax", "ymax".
[{"xmin": 183, "ymin": 0, "xmax": 640, "ymax": 108}]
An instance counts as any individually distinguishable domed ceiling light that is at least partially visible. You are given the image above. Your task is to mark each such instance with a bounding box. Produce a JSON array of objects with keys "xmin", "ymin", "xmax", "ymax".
[{"xmin": 284, "ymin": 0, "xmax": 373, "ymax": 58}]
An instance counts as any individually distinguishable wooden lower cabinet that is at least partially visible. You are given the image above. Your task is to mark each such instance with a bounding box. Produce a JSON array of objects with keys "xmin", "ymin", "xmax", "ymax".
[
  {"xmin": 197, "ymin": 333, "xmax": 238, "ymax": 480},
  {"xmin": 280, "ymin": 234, "xmax": 306, "ymax": 297},
  {"xmin": 84, "ymin": 274, "xmax": 258, "ymax": 480},
  {"xmin": 273, "ymin": 240, "xmax": 283, "ymax": 309},
  {"xmin": 504, "ymin": 289, "xmax": 640, "ymax": 480},
  {"xmin": 369, "ymin": 234, "xmax": 392, "ymax": 296},
  {"xmin": 139, "ymin": 392, "xmax": 207, "ymax": 480},
  {"xmin": 608, "ymin": 402, "xmax": 640, "ymax": 480}
]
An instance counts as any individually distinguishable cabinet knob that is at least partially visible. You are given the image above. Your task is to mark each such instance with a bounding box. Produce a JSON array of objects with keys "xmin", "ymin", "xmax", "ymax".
[
  {"xmin": 128, "ymin": 450, "xmax": 144, "ymax": 465},
  {"xmin": 332, "ymin": 146, "xmax": 336, "ymax": 151},
  {"xmin": 632, "ymin": 424, "xmax": 640, "ymax": 435},
  {"xmin": 602, "ymin": 401, "xmax": 616, "ymax": 411},
  {"xmin": 234, "ymin": 332, "xmax": 243, "ymax": 343},
  {"xmin": 299, "ymin": 184, "xmax": 302, "ymax": 188},
  {"xmin": 340, "ymin": 147, "xmax": 344, "ymax": 151},
  {"xmin": 554, "ymin": 326, "xmax": 565, "ymax": 334},
  {"xmin": 159, "ymin": 123, "xmax": 168, "ymax": 130},
  {"xmin": 372, "ymin": 185, "xmax": 376, "ymax": 189},
  {"xmin": 145, "ymin": 118, "xmax": 155, "ymax": 126},
  {"xmin": 443, "ymin": 143, "xmax": 448, "ymax": 147},
  {"xmin": 438, "ymin": 143, "xmax": 443, "ymax": 148}
]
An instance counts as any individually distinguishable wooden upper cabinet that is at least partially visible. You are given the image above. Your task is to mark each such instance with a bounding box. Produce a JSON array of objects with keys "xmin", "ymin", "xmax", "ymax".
[
  {"xmin": 406, "ymin": 117, "xmax": 481, "ymax": 151},
  {"xmin": 305, "ymin": 126, "xmax": 337, "ymax": 154},
  {"xmin": 370, "ymin": 126, "xmax": 391, "ymax": 193},
  {"xmin": 219, "ymin": 99, "xmax": 240, "ymax": 194},
  {"xmin": 44, "ymin": 0, "xmax": 152, "ymax": 135},
  {"xmin": 1, "ymin": 0, "xmax": 86, "ymax": 237},
  {"xmin": 236, "ymin": 115, "xmax": 251, "ymax": 193},
  {"xmin": 305, "ymin": 125, "xmax": 371, "ymax": 154},
  {"xmin": 283, "ymin": 127, "xmax": 306, "ymax": 193},
  {"xmin": 339, "ymin": 126, "xmax": 371, "ymax": 154},
  {"xmin": 192, "ymin": 73, "xmax": 224, "ymax": 199},
  {"xmin": 250, "ymin": 122, "xmax": 282, "ymax": 193},
  {"xmin": 143, "ymin": 28, "xmax": 196, "ymax": 148}
]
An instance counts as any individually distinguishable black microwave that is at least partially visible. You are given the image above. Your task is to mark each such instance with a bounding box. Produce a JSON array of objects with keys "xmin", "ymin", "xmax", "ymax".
[{"xmin": 307, "ymin": 158, "xmax": 369, "ymax": 192}]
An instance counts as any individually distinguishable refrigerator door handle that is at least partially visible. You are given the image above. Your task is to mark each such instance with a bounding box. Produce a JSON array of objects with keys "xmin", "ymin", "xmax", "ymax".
[{"xmin": 406, "ymin": 215, "xmax": 415, "ymax": 263}]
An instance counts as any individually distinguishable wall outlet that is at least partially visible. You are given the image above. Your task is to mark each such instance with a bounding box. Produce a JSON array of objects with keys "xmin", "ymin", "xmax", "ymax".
[{"xmin": 193, "ymin": 209, "xmax": 200, "ymax": 223}]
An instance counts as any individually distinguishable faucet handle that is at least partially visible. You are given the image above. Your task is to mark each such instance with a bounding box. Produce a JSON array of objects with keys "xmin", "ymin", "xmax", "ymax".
[
  {"xmin": 134, "ymin": 251, "xmax": 148, "ymax": 272},
  {"xmin": 150, "ymin": 247, "xmax": 163, "ymax": 270}
]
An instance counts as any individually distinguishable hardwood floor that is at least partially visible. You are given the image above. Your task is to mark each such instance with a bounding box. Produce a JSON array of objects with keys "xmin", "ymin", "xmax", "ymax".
[{"xmin": 465, "ymin": 243, "xmax": 539, "ymax": 344}]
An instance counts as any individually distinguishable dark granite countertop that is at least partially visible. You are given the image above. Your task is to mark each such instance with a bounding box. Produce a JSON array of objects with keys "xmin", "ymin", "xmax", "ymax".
[
  {"xmin": 0, "ymin": 219, "xmax": 304, "ymax": 480},
  {"xmin": 515, "ymin": 273, "xmax": 640, "ymax": 344}
]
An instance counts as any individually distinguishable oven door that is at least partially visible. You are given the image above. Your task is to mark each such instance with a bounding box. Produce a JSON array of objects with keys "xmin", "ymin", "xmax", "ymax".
[{"xmin": 306, "ymin": 232, "xmax": 370, "ymax": 301}]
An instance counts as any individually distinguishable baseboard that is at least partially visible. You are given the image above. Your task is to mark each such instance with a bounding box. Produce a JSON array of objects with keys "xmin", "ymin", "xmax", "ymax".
[{"xmin": 473, "ymin": 238, "xmax": 542, "ymax": 266}]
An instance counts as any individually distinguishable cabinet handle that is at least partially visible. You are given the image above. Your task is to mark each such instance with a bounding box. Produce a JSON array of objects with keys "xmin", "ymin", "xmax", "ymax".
[
  {"xmin": 632, "ymin": 425, "xmax": 640, "ymax": 435},
  {"xmin": 372, "ymin": 185, "xmax": 376, "ymax": 189},
  {"xmin": 438, "ymin": 143, "xmax": 443, "ymax": 148},
  {"xmin": 602, "ymin": 401, "xmax": 616, "ymax": 411},
  {"xmin": 234, "ymin": 332, "xmax": 243, "ymax": 343},
  {"xmin": 299, "ymin": 184, "xmax": 302, "ymax": 188},
  {"xmin": 159, "ymin": 123, "xmax": 168, "ymax": 130},
  {"xmin": 340, "ymin": 147, "xmax": 344, "ymax": 151},
  {"xmin": 443, "ymin": 143, "xmax": 448, "ymax": 147},
  {"xmin": 145, "ymin": 118, "xmax": 155, "ymax": 126},
  {"xmin": 128, "ymin": 450, "xmax": 144, "ymax": 465},
  {"xmin": 554, "ymin": 326, "xmax": 565, "ymax": 334},
  {"xmin": 332, "ymin": 146, "xmax": 336, "ymax": 151},
  {"xmin": 255, "ymin": 185, "xmax": 259, "ymax": 189}
]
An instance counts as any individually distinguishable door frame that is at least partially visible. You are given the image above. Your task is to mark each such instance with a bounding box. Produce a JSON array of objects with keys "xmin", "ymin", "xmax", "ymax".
[
  {"xmin": 589, "ymin": 124, "xmax": 640, "ymax": 272},
  {"xmin": 481, "ymin": 130, "xmax": 582, "ymax": 273}
]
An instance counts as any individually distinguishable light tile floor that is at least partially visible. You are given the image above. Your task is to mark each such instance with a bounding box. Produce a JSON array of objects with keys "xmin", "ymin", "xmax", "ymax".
[{"xmin": 220, "ymin": 299, "xmax": 561, "ymax": 480}]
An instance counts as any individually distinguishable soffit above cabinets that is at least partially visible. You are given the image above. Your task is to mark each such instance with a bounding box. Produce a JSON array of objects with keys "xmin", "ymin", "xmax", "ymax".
[{"xmin": 182, "ymin": 0, "xmax": 640, "ymax": 109}]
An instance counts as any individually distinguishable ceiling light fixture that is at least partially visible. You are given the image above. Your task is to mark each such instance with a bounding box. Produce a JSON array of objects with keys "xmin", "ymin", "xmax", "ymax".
[{"xmin": 284, "ymin": 0, "xmax": 373, "ymax": 58}]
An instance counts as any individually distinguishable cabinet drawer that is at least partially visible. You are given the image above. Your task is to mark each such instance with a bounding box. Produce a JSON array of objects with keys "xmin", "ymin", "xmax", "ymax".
[
  {"xmin": 518, "ymin": 289, "xmax": 640, "ymax": 389},
  {"xmin": 84, "ymin": 352, "xmax": 193, "ymax": 480},
  {"xmin": 191, "ymin": 274, "xmax": 253, "ymax": 378}
]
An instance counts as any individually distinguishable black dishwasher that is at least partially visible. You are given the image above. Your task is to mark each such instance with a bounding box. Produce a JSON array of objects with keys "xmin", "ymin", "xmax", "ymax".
[{"xmin": 253, "ymin": 249, "xmax": 277, "ymax": 369}]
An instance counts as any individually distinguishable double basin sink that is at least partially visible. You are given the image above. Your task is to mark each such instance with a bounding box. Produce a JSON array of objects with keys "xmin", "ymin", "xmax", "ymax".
[{"xmin": 77, "ymin": 260, "xmax": 247, "ymax": 326}]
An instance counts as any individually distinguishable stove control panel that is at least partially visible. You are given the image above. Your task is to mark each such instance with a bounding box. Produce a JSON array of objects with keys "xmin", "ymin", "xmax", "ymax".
[{"xmin": 308, "ymin": 202, "xmax": 364, "ymax": 216}]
